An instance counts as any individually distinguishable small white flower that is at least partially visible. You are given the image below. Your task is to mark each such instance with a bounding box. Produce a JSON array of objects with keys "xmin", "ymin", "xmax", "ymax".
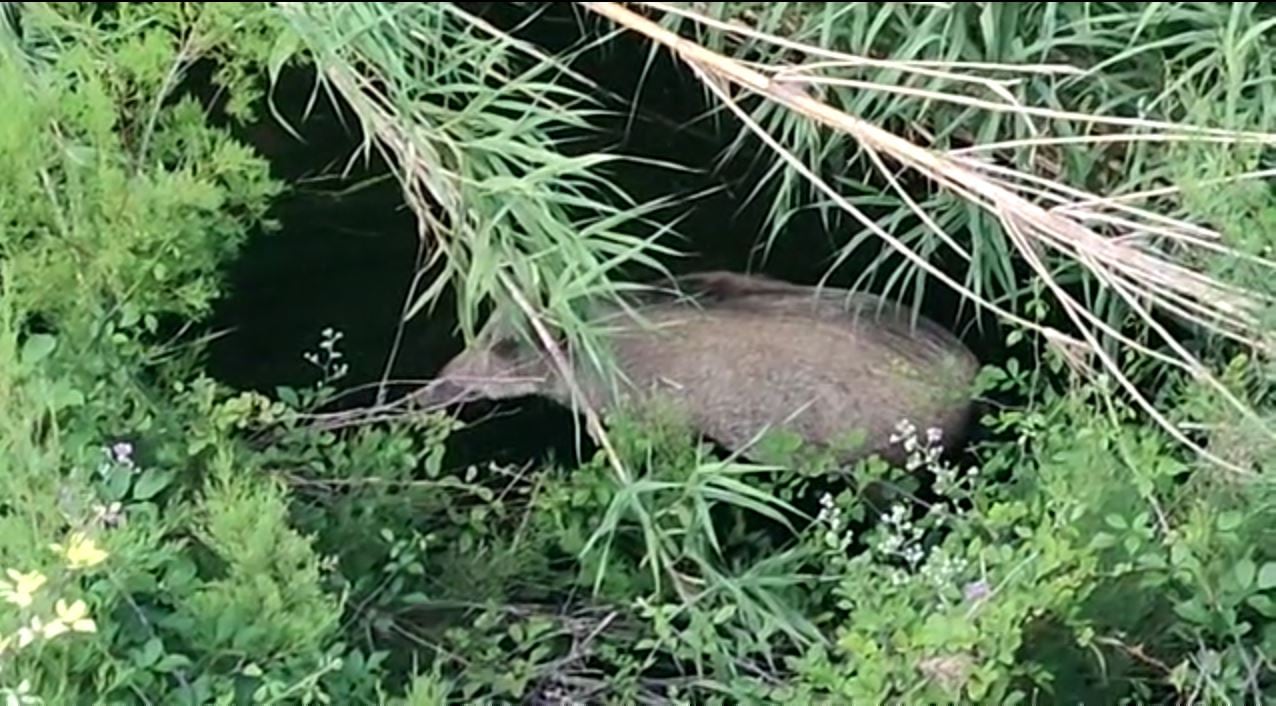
[
  {"xmin": 904, "ymin": 545, "xmax": 925, "ymax": 565},
  {"xmin": 92, "ymin": 501, "xmax": 125, "ymax": 528},
  {"xmin": 888, "ymin": 504, "xmax": 907, "ymax": 523}
]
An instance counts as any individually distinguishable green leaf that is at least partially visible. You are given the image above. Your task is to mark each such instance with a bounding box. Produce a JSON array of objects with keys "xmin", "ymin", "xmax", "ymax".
[
  {"xmin": 1259, "ymin": 562, "xmax": 1276, "ymax": 591},
  {"xmin": 713, "ymin": 603, "xmax": 738, "ymax": 625},
  {"xmin": 275, "ymin": 386, "xmax": 299, "ymax": 408},
  {"xmin": 120, "ymin": 304, "xmax": 140, "ymax": 328},
  {"xmin": 1170, "ymin": 541, "xmax": 1195, "ymax": 568},
  {"xmin": 1173, "ymin": 598, "xmax": 1211, "ymax": 626},
  {"xmin": 1218, "ymin": 511, "xmax": 1243, "ymax": 532},
  {"xmin": 132, "ymin": 468, "xmax": 172, "ymax": 501},
  {"xmin": 134, "ymin": 638, "xmax": 164, "ymax": 669},
  {"xmin": 268, "ymin": 26, "xmax": 302, "ymax": 84},
  {"xmin": 1235, "ymin": 559, "xmax": 1257, "ymax": 591},
  {"xmin": 1089, "ymin": 532, "xmax": 1118, "ymax": 550},
  {"xmin": 21, "ymin": 334, "xmax": 57, "ymax": 366},
  {"xmin": 102, "ymin": 465, "xmax": 134, "ymax": 502},
  {"xmin": 155, "ymin": 654, "xmax": 193, "ymax": 673},
  {"xmin": 1246, "ymin": 594, "xmax": 1276, "ymax": 618},
  {"xmin": 49, "ymin": 381, "xmax": 85, "ymax": 411}
]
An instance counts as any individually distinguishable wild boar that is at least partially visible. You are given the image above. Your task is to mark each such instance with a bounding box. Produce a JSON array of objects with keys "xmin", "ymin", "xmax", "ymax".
[{"xmin": 416, "ymin": 271, "xmax": 980, "ymax": 466}]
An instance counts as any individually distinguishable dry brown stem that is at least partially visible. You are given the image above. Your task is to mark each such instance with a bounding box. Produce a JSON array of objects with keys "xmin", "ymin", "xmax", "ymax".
[{"xmin": 581, "ymin": 1, "xmax": 1276, "ymax": 476}]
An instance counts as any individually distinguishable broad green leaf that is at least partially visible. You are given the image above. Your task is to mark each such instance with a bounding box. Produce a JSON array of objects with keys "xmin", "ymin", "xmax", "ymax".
[
  {"xmin": 1218, "ymin": 511, "xmax": 1243, "ymax": 532},
  {"xmin": 132, "ymin": 468, "xmax": 172, "ymax": 501},
  {"xmin": 102, "ymin": 465, "xmax": 135, "ymax": 502},
  {"xmin": 21, "ymin": 334, "xmax": 56, "ymax": 366},
  {"xmin": 1259, "ymin": 562, "xmax": 1276, "ymax": 591},
  {"xmin": 1235, "ymin": 559, "xmax": 1257, "ymax": 591},
  {"xmin": 1247, "ymin": 594, "xmax": 1276, "ymax": 618}
]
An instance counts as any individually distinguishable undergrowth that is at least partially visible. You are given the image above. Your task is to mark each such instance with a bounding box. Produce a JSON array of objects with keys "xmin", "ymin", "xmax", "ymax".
[{"xmin": 0, "ymin": 2, "xmax": 1273, "ymax": 705}]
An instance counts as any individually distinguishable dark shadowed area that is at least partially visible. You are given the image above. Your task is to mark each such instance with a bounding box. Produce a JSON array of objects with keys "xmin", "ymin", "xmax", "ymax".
[{"xmin": 199, "ymin": 3, "xmax": 1017, "ymax": 473}]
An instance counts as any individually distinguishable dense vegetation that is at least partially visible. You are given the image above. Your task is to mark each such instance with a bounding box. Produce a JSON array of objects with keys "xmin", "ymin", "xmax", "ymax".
[{"xmin": 1, "ymin": 2, "xmax": 1275, "ymax": 704}]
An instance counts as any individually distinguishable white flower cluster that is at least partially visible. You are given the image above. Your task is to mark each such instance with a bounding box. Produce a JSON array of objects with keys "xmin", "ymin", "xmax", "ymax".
[
  {"xmin": 869, "ymin": 421, "xmax": 987, "ymax": 600},
  {"xmin": 303, "ymin": 327, "xmax": 349, "ymax": 383},
  {"xmin": 875, "ymin": 505, "xmax": 979, "ymax": 601},
  {"xmin": 813, "ymin": 420, "xmax": 988, "ymax": 604},
  {"xmin": 889, "ymin": 419, "xmax": 979, "ymax": 498},
  {"xmin": 88, "ymin": 442, "xmax": 132, "ymax": 529},
  {"xmin": 919, "ymin": 549, "xmax": 970, "ymax": 595},
  {"xmin": 875, "ymin": 502, "xmax": 926, "ymax": 567},
  {"xmin": 816, "ymin": 493, "xmax": 853, "ymax": 553},
  {"xmin": 889, "ymin": 419, "xmax": 943, "ymax": 471}
]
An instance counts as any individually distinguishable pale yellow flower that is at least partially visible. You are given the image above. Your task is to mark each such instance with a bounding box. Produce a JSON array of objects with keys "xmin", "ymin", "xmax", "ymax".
[
  {"xmin": 0, "ymin": 569, "xmax": 47, "ymax": 608},
  {"xmin": 16, "ymin": 617, "xmax": 42, "ymax": 648},
  {"xmin": 6, "ymin": 598, "xmax": 98, "ymax": 651},
  {"xmin": 47, "ymin": 599, "xmax": 96, "ymax": 637},
  {"xmin": 51, "ymin": 532, "xmax": 108, "ymax": 570},
  {"xmin": 41, "ymin": 620, "xmax": 67, "ymax": 641},
  {"xmin": 6, "ymin": 679, "xmax": 39, "ymax": 705}
]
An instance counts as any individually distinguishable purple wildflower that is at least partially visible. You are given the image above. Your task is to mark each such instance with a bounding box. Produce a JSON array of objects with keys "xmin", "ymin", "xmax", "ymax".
[
  {"xmin": 109, "ymin": 441, "xmax": 134, "ymax": 467},
  {"xmin": 963, "ymin": 579, "xmax": 991, "ymax": 603}
]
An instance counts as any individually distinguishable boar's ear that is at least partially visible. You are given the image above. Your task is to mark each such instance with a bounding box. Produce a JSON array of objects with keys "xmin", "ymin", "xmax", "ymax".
[
  {"xmin": 481, "ymin": 304, "xmax": 574, "ymax": 360},
  {"xmin": 489, "ymin": 335, "xmax": 524, "ymax": 361},
  {"xmin": 485, "ymin": 325, "xmax": 566, "ymax": 365}
]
